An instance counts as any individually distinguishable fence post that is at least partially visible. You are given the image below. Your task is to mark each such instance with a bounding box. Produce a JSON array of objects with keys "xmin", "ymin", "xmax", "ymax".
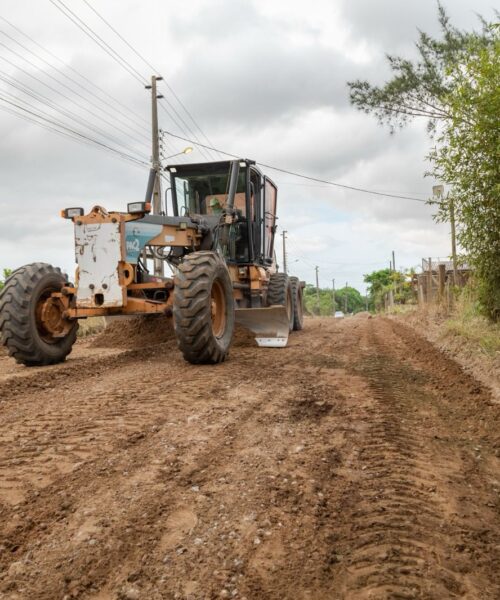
[
  {"xmin": 438, "ymin": 263, "xmax": 446, "ymax": 304},
  {"xmin": 427, "ymin": 257, "xmax": 433, "ymax": 304},
  {"xmin": 418, "ymin": 278, "xmax": 424, "ymax": 305}
]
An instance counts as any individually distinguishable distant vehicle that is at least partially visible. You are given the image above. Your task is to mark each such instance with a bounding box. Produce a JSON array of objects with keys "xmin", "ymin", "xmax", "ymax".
[{"xmin": 334, "ymin": 311, "xmax": 345, "ymax": 319}]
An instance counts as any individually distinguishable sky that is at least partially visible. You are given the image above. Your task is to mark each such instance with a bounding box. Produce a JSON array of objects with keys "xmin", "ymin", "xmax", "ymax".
[{"xmin": 0, "ymin": 0, "xmax": 496, "ymax": 293}]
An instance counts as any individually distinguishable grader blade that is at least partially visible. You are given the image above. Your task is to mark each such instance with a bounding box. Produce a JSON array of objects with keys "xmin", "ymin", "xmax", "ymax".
[{"xmin": 235, "ymin": 306, "xmax": 289, "ymax": 348}]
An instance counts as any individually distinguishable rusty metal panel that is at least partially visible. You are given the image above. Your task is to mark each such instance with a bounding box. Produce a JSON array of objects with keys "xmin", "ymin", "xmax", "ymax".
[{"xmin": 75, "ymin": 222, "xmax": 124, "ymax": 308}]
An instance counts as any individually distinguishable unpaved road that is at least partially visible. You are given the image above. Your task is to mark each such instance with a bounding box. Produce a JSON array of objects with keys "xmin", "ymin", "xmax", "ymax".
[{"xmin": 0, "ymin": 316, "xmax": 498, "ymax": 599}]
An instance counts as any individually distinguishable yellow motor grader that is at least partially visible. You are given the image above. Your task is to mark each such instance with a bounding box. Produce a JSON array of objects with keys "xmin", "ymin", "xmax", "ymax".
[{"xmin": 0, "ymin": 159, "xmax": 304, "ymax": 365}]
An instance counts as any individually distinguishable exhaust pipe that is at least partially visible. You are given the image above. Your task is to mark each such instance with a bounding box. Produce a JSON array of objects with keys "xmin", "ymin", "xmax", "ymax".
[{"xmin": 144, "ymin": 168, "xmax": 156, "ymax": 204}]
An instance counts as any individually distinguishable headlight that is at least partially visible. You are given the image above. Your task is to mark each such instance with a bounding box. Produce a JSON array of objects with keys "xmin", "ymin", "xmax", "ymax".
[
  {"xmin": 127, "ymin": 202, "xmax": 151, "ymax": 214},
  {"xmin": 61, "ymin": 207, "xmax": 84, "ymax": 219}
]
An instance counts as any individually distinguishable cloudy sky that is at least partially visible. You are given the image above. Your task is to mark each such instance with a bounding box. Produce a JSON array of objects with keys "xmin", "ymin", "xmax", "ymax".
[{"xmin": 0, "ymin": 0, "xmax": 496, "ymax": 293}]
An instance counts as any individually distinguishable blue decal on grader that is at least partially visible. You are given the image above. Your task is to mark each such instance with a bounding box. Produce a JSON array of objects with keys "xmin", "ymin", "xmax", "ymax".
[{"xmin": 124, "ymin": 222, "xmax": 162, "ymax": 263}]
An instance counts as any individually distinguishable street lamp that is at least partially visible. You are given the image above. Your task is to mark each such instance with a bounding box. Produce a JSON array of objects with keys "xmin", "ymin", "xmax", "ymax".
[{"xmin": 163, "ymin": 147, "xmax": 193, "ymax": 164}]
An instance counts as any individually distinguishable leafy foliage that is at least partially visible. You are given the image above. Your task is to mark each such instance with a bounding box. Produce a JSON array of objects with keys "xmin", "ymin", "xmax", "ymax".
[
  {"xmin": 0, "ymin": 269, "xmax": 12, "ymax": 291},
  {"xmin": 429, "ymin": 36, "xmax": 500, "ymax": 319},
  {"xmin": 364, "ymin": 268, "xmax": 416, "ymax": 310},
  {"xmin": 303, "ymin": 284, "xmax": 366, "ymax": 316},
  {"xmin": 348, "ymin": 4, "xmax": 499, "ymax": 320},
  {"xmin": 347, "ymin": 4, "xmax": 496, "ymax": 133}
]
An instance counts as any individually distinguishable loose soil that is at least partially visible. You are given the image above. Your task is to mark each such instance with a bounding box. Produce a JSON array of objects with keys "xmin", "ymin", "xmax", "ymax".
[{"xmin": 0, "ymin": 315, "xmax": 498, "ymax": 599}]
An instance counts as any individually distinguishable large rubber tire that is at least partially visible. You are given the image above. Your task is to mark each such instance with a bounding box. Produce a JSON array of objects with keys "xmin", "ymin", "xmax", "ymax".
[
  {"xmin": 0, "ymin": 263, "xmax": 78, "ymax": 366},
  {"xmin": 290, "ymin": 276, "xmax": 304, "ymax": 331},
  {"xmin": 173, "ymin": 251, "xmax": 235, "ymax": 364},
  {"xmin": 267, "ymin": 272, "xmax": 294, "ymax": 332}
]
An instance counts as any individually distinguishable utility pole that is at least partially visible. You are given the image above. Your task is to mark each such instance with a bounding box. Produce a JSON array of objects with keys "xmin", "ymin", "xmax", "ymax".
[
  {"xmin": 433, "ymin": 185, "xmax": 459, "ymax": 286},
  {"xmin": 281, "ymin": 230, "xmax": 288, "ymax": 274},
  {"xmin": 315, "ymin": 266, "xmax": 320, "ymax": 315},
  {"xmin": 332, "ymin": 278, "xmax": 335, "ymax": 316},
  {"xmin": 449, "ymin": 196, "xmax": 458, "ymax": 285},
  {"xmin": 392, "ymin": 250, "xmax": 396, "ymax": 273},
  {"xmin": 146, "ymin": 75, "xmax": 164, "ymax": 276},
  {"xmin": 344, "ymin": 281, "xmax": 348, "ymax": 314}
]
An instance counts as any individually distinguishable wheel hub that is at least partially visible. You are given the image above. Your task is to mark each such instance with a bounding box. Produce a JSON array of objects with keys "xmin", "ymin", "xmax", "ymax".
[
  {"xmin": 39, "ymin": 297, "xmax": 73, "ymax": 339},
  {"xmin": 210, "ymin": 279, "xmax": 226, "ymax": 338}
]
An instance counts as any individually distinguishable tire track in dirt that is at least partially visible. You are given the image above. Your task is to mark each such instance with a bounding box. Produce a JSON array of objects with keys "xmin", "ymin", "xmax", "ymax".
[
  {"xmin": 0, "ymin": 342, "xmax": 296, "ymax": 598},
  {"xmin": 331, "ymin": 318, "xmax": 499, "ymax": 599},
  {"xmin": 0, "ymin": 316, "xmax": 498, "ymax": 599}
]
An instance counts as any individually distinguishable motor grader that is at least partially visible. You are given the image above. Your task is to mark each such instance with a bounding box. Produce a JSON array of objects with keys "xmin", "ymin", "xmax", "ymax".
[{"xmin": 0, "ymin": 159, "xmax": 304, "ymax": 366}]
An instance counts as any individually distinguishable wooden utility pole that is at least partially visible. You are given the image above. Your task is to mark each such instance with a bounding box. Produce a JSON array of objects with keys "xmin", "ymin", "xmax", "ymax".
[
  {"xmin": 281, "ymin": 230, "xmax": 288, "ymax": 274},
  {"xmin": 449, "ymin": 196, "xmax": 458, "ymax": 285},
  {"xmin": 146, "ymin": 75, "xmax": 164, "ymax": 276},
  {"xmin": 332, "ymin": 278, "xmax": 335, "ymax": 315},
  {"xmin": 315, "ymin": 266, "xmax": 320, "ymax": 315},
  {"xmin": 392, "ymin": 250, "xmax": 396, "ymax": 273}
]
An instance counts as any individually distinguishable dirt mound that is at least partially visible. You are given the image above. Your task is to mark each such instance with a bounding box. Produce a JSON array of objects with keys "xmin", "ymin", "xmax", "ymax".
[
  {"xmin": 93, "ymin": 317, "xmax": 256, "ymax": 351},
  {"xmin": 232, "ymin": 323, "xmax": 257, "ymax": 347},
  {"xmin": 92, "ymin": 315, "xmax": 175, "ymax": 350}
]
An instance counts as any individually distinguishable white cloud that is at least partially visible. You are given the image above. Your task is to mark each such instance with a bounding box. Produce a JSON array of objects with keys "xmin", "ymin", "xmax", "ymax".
[{"xmin": 0, "ymin": 0, "xmax": 488, "ymax": 293}]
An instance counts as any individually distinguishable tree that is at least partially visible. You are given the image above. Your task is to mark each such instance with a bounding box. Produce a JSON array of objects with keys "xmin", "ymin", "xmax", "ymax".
[
  {"xmin": 429, "ymin": 37, "xmax": 500, "ymax": 319},
  {"xmin": 364, "ymin": 268, "xmax": 392, "ymax": 309},
  {"xmin": 303, "ymin": 284, "xmax": 365, "ymax": 315},
  {"xmin": 364, "ymin": 268, "xmax": 417, "ymax": 310},
  {"xmin": 347, "ymin": 4, "xmax": 496, "ymax": 134},
  {"xmin": 348, "ymin": 5, "xmax": 499, "ymax": 319}
]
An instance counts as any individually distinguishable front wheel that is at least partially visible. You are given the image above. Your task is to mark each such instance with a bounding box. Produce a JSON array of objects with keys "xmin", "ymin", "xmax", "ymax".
[
  {"xmin": 290, "ymin": 276, "xmax": 304, "ymax": 331},
  {"xmin": 0, "ymin": 263, "xmax": 78, "ymax": 366},
  {"xmin": 173, "ymin": 251, "xmax": 235, "ymax": 364}
]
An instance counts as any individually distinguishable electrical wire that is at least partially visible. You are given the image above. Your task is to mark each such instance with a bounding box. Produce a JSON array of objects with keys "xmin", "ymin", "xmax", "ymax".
[
  {"xmin": 0, "ymin": 94, "xmax": 149, "ymax": 167},
  {"xmin": 48, "ymin": 0, "xmax": 215, "ymax": 162},
  {"xmin": 0, "ymin": 49, "xmax": 149, "ymax": 152},
  {"xmin": 80, "ymin": 0, "xmax": 222, "ymax": 160},
  {"xmin": 0, "ymin": 102, "xmax": 146, "ymax": 171},
  {"xmin": 0, "ymin": 15, "xmax": 149, "ymax": 129},
  {"xmin": 0, "ymin": 70, "xmax": 149, "ymax": 160},
  {"xmin": 158, "ymin": 103, "xmax": 213, "ymax": 161},
  {"xmin": 0, "ymin": 24, "xmax": 149, "ymax": 141},
  {"xmin": 160, "ymin": 129, "xmax": 428, "ymax": 203},
  {"xmin": 48, "ymin": 0, "xmax": 147, "ymax": 85}
]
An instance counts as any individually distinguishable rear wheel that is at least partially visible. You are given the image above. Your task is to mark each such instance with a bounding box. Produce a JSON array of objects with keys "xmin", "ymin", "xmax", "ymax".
[
  {"xmin": 0, "ymin": 263, "xmax": 78, "ymax": 366},
  {"xmin": 173, "ymin": 251, "xmax": 235, "ymax": 364},
  {"xmin": 290, "ymin": 276, "xmax": 304, "ymax": 331},
  {"xmin": 267, "ymin": 272, "xmax": 294, "ymax": 332}
]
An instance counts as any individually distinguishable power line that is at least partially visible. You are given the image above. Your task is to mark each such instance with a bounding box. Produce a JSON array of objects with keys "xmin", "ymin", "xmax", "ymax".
[
  {"xmin": 0, "ymin": 94, "xmax": 149, "ymax": 167},
  {"xmin": 159, "ymin": 104, "xmax": 213, "ymax": 161},
  {"xmin": 48, "ymin": 0, "xmax": 215, "ymax": 162},
  {"xmin": 160, "ymin": 129, "xmax": 428, "ymax": 203},
  {"xmin": 0, "ymin": 15, "xmax": 148, "ymax": 129},
  {"xmin": 0, "ymin": 78, "xmax": 149, "ymax": 160},
  {"xmin": 0, "ymin": 48, "xmax": 149, "ymax": 152},
  {"xmin": 80, "ymin": 0, "xmax": 222, "ymax": 159},
  {"xmin": 258, "ymin": 163, "xmax": 427, "ymax": 202},
  {"xmin": 48, "ymin": 0, "xmax": 147, "ymax": 85},
  {"xmin": 0, "ymin": 23, "xmax": 149, "ymax": 140},
  {"xmin": 0, "ymin": 102, "xmax": 145, "ymax": 170}
]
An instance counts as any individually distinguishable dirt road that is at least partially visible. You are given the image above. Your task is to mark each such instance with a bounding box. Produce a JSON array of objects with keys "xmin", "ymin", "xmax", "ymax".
[{"xmin": 0, "ymin": 316, "xmax": 498, "ymax": 599}]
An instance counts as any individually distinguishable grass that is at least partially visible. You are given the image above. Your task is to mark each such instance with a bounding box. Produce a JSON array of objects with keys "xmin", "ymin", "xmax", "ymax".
[{"xmin": 444, "ymin": 296, "xmax": 500, "ymax": 356}]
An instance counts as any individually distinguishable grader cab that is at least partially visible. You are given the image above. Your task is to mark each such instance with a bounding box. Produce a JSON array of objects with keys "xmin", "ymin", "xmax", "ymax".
[{"xmin": 0, "ymin": 159, "xmax": 305, "ymax": 366}]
